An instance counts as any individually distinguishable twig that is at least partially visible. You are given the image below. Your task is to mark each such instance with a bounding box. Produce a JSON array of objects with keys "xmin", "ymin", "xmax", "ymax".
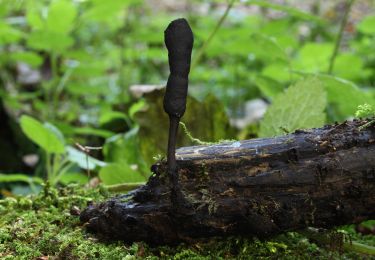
[
  {"xmin": 327, "ymin": 0, "xmax": 355, "ymax": 74},
  {"xmin": 191, "ymin": 0, "xmax": 236, "ymax": 69},
  {"xmin": 75, "ymin": 143, "xmax": 102, "ymax": 178}
]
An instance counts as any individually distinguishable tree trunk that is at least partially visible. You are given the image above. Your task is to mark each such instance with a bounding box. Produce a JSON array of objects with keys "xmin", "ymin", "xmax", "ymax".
[{"xmin": 80, "ymin": 119, "xmax": 375, "ymax": 245}]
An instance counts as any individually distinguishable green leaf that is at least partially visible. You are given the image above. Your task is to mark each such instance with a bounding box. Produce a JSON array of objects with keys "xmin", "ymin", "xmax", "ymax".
[
  {"xmin": 46, "ymin": 0, "xmax": 77, "ymax": 34},
  {"xmin": 357, "ymin": 15, "xmax": 375, "ymax": 34},
  {"xmin": 83, "ymin": 0, "xmax": 132, "ymax": 22},
  {"xmin": 27, "ymin": 31, "xmax": 73, "ymax": 52},
  {"xmin": 0, "ymin": 173, "xmax": 44, "ymax": 184},
  {"xmin": 10, "ymin": 52, "xmax": 43, "ymax": 67},
  {"xmin": 294, "ymin": 43, "xmax": 334, "ymax": 72},
  {"xmin": 26, "ymin": 9, "xmax": 44, "ymax": 30},
  {"xmin": 249, "ymin": 34, "xmax": 289, "ymax": 62},
  {"xmin": 73, "ymin": 127, "xmax": 115, "ymax": 138},
  {"xmin": 317, "ymin": 75, "xmax": 375, "ymax": 120},
  {"xmin": 259, "ymin": 77, "xmax": 327, "ymax": 137},
  {"xmin": 333, "ymin": 53, "xmax": 364, "ymax": 80},
  {"xmin": 245, "ymin": 0, "xmax": 326, "ymax": 24},
  {"xmin": 20, "ymin": 115, "xmax": 65, "ymax": 154},
  {"xmin": 0, "ymin": 22, "xmax": 23, "ymax": 44},
  {"xmin": 99, "ymin": 110, "xmax": 128, "ymax": 126},
  {"xmin": 44, "ymin": 122, "xmax": 65, "ymax": 144},
  {"xmin": 129, "ymin": 99, "xmax": 146, "ymax": 119},
  {"xmin": 103, "ymin": 127, "xmax": 148, "ymax": 175},
  {"xmin": 255, "ymin": 76, "xmax": 284, "ymax": 100},
  {"xmin": 99, "ymin": 163, "xmax": 146, "ymax": 185},
  {"xmin": 66, "ymin": 146, "xmax": 106, "ymax": 170},
  {"xmin": 262, "ymin": 63, "xmax": 291, "ymax": 82}
]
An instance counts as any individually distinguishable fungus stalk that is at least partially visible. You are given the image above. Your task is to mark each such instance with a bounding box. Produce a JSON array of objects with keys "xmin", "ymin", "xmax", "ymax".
[{"xmin": 163, "ymin": 18, "xmax": 194, "ymax": 208}]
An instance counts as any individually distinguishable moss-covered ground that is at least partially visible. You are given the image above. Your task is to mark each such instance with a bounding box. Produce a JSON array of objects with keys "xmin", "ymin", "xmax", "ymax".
[{"xmin": 0, "ymin": 184, "xmax": 374, "ymax": 259}]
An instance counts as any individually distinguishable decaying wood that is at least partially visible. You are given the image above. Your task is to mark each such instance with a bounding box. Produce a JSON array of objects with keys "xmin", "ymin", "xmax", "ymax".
[{"xmin": 80, "ymin": 120, "xmax": 375, "ymax": 245}]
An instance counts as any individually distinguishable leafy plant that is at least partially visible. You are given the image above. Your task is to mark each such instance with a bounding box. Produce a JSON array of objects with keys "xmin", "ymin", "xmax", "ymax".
[
  {"xmin": 259, "ymin": 77, "xmax": 327, "ymax": 137},
  {"xmin": 1, "ymin": 0, "xmax": 375, "ymax": 189},
  {"xmin": 355, "ymin": 103, "xmax": 375, "ymax": 130},
  {"xmin": 19, "ymin": 115, "xmax": 105, "ymax": 186},
  {"xmin": 355, "ymin": 103, "xmax": 375, "ymax": 118}
]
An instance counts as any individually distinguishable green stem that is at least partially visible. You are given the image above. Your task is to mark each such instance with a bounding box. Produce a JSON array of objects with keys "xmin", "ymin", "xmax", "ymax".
[
  {"xmin": 49, "ymin": 52, "xmax": 59, "ymax": 119},
  {"xmin": 45, "ymin": 152, "xmax": 52, "ymax": 181},
  {"xmin": 117, "ymin": 7, "xmax": 131, "ymax": 105},
  {"xmin": 53, "ymin": 162, "xmax": 74, "ymax": 186},
  {"xmin": 343, "ymin": 241, "xmax": 375, "ymax": 255},
  {"xmin": 191, "ymin": 0, "xmax": 236, "ymax": 69},
  {"xmin": 327, "ymin": 0, "xmax": 355, "ymax": 74},
  {"xmin": 52, "ymin": 156, "xmax": 69, "ymax": 177},
  {"xmin": 52, "ymin": 67, "xmax": 74, "ymax": 115}
]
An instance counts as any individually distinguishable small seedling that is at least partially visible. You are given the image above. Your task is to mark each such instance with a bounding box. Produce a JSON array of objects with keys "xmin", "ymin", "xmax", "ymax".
[{"xmin": 75, "ymin": 142, "xmax": 102, "ymax": 178}]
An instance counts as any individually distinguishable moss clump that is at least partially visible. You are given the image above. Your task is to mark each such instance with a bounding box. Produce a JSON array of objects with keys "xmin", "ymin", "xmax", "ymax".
[{"xmin": 0, "ymin": 184, "xmax": 374, "ymax": 259}]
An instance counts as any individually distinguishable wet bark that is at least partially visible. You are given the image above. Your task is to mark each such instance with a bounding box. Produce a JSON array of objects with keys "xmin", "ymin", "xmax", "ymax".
[{"xmin": 80, "ymin": 119, "xmax": 375, "ymax": 245}]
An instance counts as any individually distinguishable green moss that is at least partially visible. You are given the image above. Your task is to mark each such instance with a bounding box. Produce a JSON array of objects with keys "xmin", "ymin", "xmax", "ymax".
[{"xmin": 0, "ymin": 184, "xmax": 373, "ymax": 259}]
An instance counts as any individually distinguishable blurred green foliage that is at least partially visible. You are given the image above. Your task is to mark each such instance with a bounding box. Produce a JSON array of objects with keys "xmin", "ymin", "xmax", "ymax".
[{"xmin": 0, "ymin": 0, "xmax": 375, "ymax": 189}]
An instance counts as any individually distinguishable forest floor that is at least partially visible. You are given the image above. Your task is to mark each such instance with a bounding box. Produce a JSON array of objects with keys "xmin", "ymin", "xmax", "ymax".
[{"xmin": 0, "ymin": 184, "xmax": 374, "ymax": 259}]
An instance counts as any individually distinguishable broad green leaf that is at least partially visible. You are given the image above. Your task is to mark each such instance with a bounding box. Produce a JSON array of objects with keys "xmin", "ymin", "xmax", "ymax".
[
  {"xmin": 66, "ymin": 83, "xmax": 107, "ymax": 95},
  {"xmin": 66, "ymin": 146, "xmax": 106, "ymax": 170},
  {"xmin": 49, "ymin": 122, "xmax": 112, "ymax": 139},
  {"xmin": 73, "ymin": 127, "xmax": 115, "ymax": 138},
  {"xmin": 20, "ymin": 115, "xmax": 65, "ymax": 154},
  {"xmin": 99, "ymin": 110, "xmax": 128, "ymax": 126},
  {"xmin": 103, "ymin": 127, "xmax": 148, "ymax": 175},
  {"xmin": 249, "ymin": 34, "xmax": 289, "ymax": 62},
  {"xmin": 10, "ymin": 52, "xmax": 43, "ymax": 67},
  {"xmin": 255, "ymin": 75, "xmax": 284, "ymax": 100},
  {"xmin": 0, "ymin": 22, "xmax": 23, "ymax": 44},
  {"xmin": 46, "ymin": 0, "xmax": 77, "ymax": 33},
  {"xmin": 333, "ymin": 53, "xmax": 364, "ymax": 80},
  {"xmin": 245, "ymin": 0, "xmax": 326, "ymax": 24},
  {"xmin": 357, "ymin": 15, "xmax": 375, "ymax": 34},
  {"xmin": 317, "ymin": 75, "xmax": 375, "ymax": 120},
  {"xmin": 27, "ymin": 31, "xmax": 73, "ymax": 52},
  {"xmin": 44, "ymin": 122, "xmax": 65, "ymax": 143},
  {"xmin": 83, "ymin": 0, "xmax": 129, "ymax": 22},
  {"xmin": 259, "ymin": 18, "xmax": 299, "ymax": 50},
  {"xmin": 0, "ymin": 173, "xmax": 44, "ymax": 184},
  {"xmin": 259, "ymin": 78, "xmax": 326, "ymax": 137},
  {"xmin": 129, "ymin": 99, "xmax": 146, "ymax": 119},
  {"xmin": 26, "ymin": 9, "xmax": 44, "ymax": 30},
  {"xmin": 294, "ymin": 43, "xmax": 334, "ymax": 72},
  {"xmin": 99, "ymin": 163, "xmax": 146, "ymax": 185},
  {"xmin": 262, "ymin": 63, "xmax": 291, "ymax": 82}
]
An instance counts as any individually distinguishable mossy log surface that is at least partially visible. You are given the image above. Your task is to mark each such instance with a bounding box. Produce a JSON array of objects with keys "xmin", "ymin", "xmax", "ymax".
[{"xmin": 81, "ymin": 120, "xmax": 375, "ymax": 244}]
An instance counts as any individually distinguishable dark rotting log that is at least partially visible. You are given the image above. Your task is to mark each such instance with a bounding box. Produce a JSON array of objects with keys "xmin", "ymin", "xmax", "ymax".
[{"xmin": 80, "ymin": 119, "xmax": 375, "ymax": 245}]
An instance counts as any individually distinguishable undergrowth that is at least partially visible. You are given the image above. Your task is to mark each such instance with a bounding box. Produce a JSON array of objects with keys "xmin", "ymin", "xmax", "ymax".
[{"xmin": 0, "ymin": 184, "xmax": 374, "ymax": 259}]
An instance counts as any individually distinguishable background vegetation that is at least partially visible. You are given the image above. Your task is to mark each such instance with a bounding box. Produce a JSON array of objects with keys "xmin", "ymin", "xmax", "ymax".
[{"xmin": 0, "ymin": 0, "xmax": 375, "ymax": 258}]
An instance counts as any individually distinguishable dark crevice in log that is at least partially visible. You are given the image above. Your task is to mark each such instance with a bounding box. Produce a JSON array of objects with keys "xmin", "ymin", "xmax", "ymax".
[{"xmin": 80, "ymin": 120, "xmax": 375, "ymax": 245}]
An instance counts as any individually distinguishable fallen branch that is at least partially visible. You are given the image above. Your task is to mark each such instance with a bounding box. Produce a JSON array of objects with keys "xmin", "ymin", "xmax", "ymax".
[{"xmin": 81, "ymin": 119, "xmax": 375, "ymax": 244}]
